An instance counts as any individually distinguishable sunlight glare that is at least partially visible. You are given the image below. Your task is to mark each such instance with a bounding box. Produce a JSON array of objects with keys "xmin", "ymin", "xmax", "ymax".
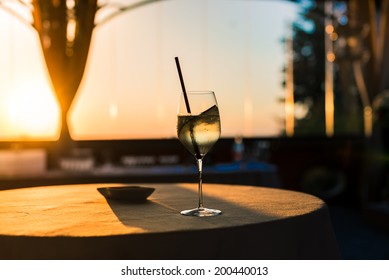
[
  {"xmin": 109, "ymin": 103, "xmax": 118, "ymax": 119},
  {"xmin": 6, "ymin": 82, "xmax": 60, "ymax": 139}
]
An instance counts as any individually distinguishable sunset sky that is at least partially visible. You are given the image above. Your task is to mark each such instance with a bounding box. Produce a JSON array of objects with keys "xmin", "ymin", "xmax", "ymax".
[{"xmin": 0, "ymin": 0, "xmax": 299, "ymax": 140}]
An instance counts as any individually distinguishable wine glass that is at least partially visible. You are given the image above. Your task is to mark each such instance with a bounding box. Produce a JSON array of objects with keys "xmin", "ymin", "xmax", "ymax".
[{"xmin": 177, "ymin": 91, "xmax": 222, "ymax": 217}]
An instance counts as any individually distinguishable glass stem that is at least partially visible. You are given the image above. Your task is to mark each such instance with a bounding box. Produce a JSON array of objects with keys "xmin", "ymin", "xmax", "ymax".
[{"xmin": 197, "ymin": 158, "xmax": 204, "ymax": 209}]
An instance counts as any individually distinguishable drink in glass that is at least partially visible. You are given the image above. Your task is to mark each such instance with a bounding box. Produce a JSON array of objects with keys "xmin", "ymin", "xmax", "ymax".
[{"xmin": 177, "ymin": 91, "xmax": 221, "ymax": 216}]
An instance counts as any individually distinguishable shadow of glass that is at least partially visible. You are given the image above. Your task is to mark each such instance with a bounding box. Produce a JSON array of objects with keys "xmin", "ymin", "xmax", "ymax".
[{"xmin": 104, "ymin": 183, "xmax": 273, "ymax": 228}]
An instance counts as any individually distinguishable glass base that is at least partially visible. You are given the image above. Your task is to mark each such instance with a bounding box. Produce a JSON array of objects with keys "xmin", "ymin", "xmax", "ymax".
[{"xmin": 180, "ymin": 207, "xmax": 222, "ymax": 217}]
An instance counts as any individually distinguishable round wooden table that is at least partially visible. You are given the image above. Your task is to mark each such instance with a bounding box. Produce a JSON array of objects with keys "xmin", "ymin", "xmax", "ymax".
[{"xmin": 0, "ymin": 183, "xmax": 340, "ymax": 259}]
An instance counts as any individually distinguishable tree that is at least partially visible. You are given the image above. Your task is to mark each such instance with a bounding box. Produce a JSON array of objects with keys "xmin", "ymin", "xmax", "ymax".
[{"xmin": 290, "ymin": 0, "xmax": 326, "ymax": 136}]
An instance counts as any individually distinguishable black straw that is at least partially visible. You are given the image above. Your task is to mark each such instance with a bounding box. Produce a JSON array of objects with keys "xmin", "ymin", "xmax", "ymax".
[{"xmin": 175, "ymin": 57, "xmax": 191, "ymax": 113}]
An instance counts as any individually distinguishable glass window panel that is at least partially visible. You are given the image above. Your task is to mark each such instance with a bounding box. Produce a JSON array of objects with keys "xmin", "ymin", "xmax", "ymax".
[
  {"xmin": 0, "ymin": 0, "xmax": 368, "ymax": 140},
  {"xmin": 71, "ymin": 0, "xmax": 299, "ymax": 139}
]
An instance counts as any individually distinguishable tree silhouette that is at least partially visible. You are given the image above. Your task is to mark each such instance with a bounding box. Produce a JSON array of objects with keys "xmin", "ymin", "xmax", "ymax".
[
  {"xmin": 284, "ymin": 0, "xmax": 367, "ymax": 136},
  {"xmin": 290, "ymin": 0, "xmax": 326, "ymax": 136}
]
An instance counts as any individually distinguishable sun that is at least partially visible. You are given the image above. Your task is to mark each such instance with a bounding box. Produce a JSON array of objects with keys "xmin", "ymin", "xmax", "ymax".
[{"xmin": 5, "ymin": 81, "xmax": 60, "ymax": 140}]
